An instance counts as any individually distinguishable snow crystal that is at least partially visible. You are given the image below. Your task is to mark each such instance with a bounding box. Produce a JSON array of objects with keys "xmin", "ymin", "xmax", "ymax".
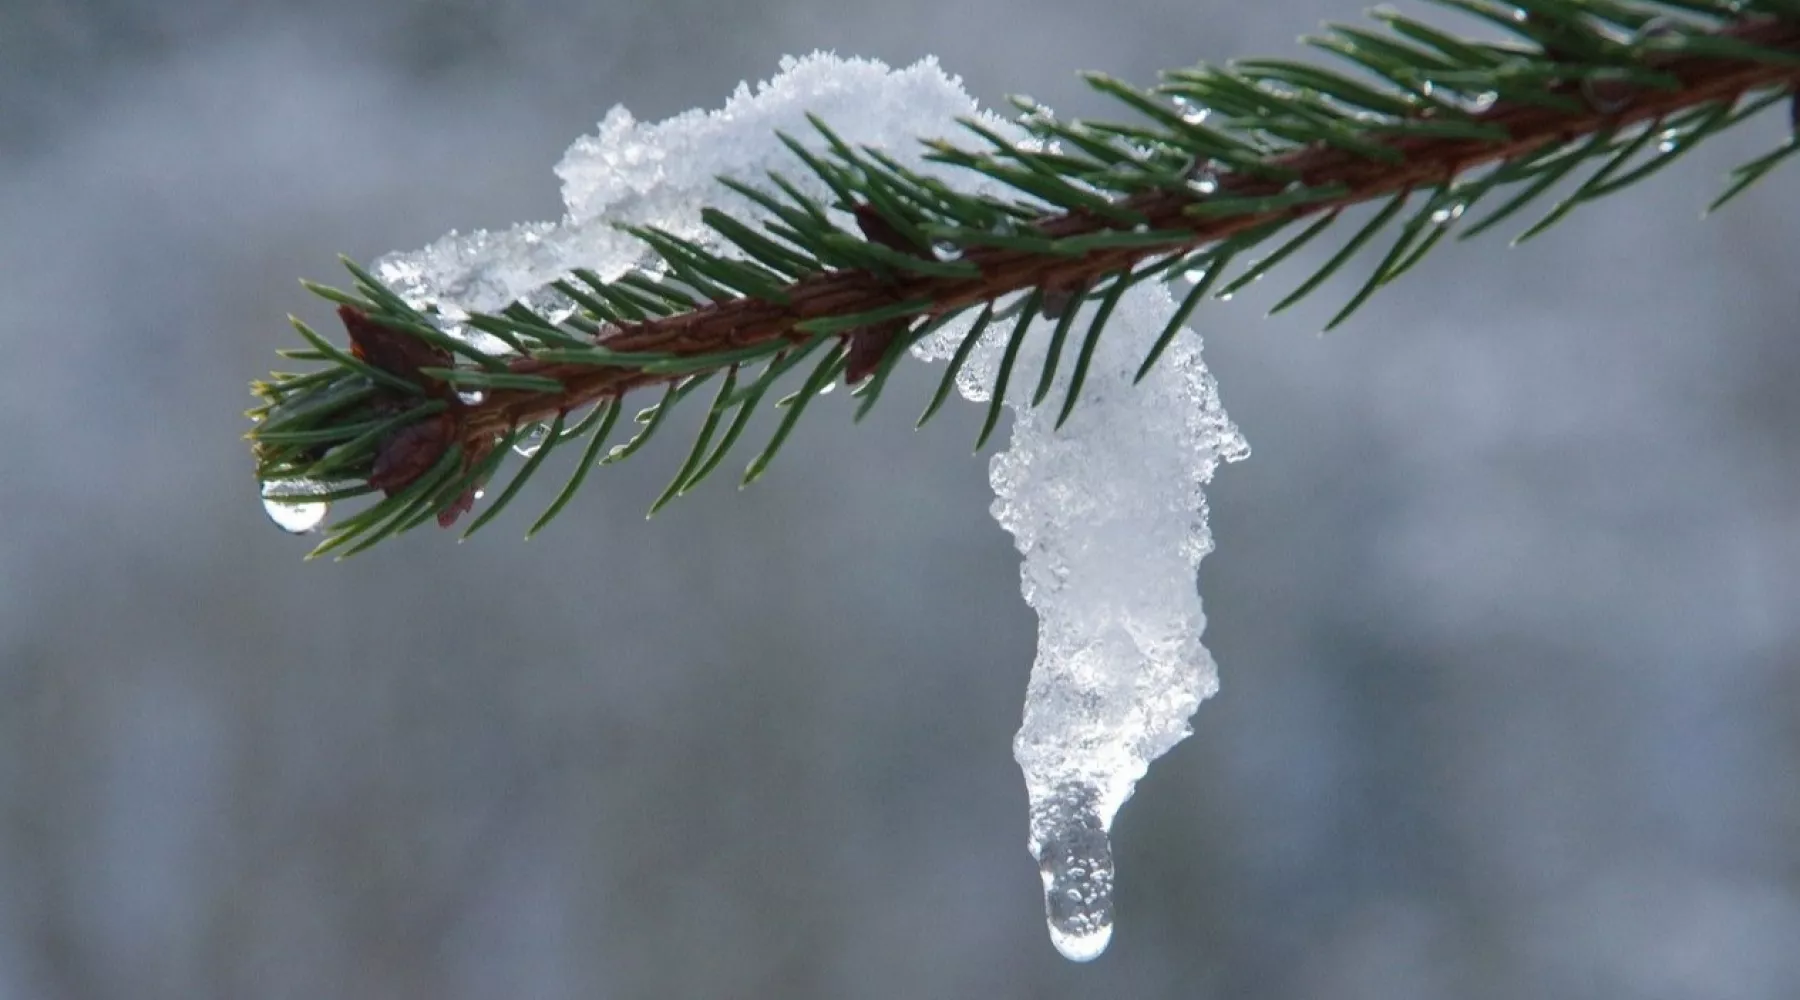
[
  {"xmin": 366, "ymin": 52, "xmax": 1244, "ymax": 961},
  {"xmin": 373, "ymin": 53, "xmax": 1014, "ymax": 317}
]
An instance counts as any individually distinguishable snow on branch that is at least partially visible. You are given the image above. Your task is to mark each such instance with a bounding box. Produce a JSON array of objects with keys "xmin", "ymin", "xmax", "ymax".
[
  {"xmin": 246, "ymin": 0, "xmax": 1800, "ymax": 960},
  {"xmin": 277, "ymin": 52, "xmax": 1247, "ymax": 959}
]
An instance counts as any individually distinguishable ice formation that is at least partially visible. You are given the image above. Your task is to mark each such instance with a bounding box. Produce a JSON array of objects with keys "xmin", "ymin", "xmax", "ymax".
[
  {"xmin": 913, "ymin": 285, "xmax": 1245, "ymax": 959},
  {"xmin": 367, "ymin": 52, "xmax": 1244, "ymax": 961}
]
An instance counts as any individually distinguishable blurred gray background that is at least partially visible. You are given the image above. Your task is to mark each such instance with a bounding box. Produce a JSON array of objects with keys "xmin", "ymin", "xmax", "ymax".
[{"xmin": 3, "ymin": 0, "xmax": 1798, "ymax": 996}]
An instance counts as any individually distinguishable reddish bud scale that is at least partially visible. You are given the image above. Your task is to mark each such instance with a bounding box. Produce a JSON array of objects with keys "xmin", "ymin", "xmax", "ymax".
[
  {"xmin": 339, "ymin": 305, "xmax": 452, "ymax": 387},
  {"xmin": 436, "ymin": 434, "xmax": 495, "ymax": 528},
  {"xmin": 843, "ymin": 317, "xmax": 907, "ymax": 385},
  {"xmin": 369, "ymin": 413, "xmax": 455, "ymax": 495},
  {"xmin": 844, "ymin": 203, "xmax": 936, "ymax": 384}
]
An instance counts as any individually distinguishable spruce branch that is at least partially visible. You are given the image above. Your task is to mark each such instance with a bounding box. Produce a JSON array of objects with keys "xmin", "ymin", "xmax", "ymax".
[{"xmin": 249, "ymin": 0, "xmax": 1800, "ymax": 556}]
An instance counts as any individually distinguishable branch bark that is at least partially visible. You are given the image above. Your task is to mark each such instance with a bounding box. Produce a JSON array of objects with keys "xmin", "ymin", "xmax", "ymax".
[{"xmin": 427, "ymin": 17, "xmax": 1800, "ymax": 446}]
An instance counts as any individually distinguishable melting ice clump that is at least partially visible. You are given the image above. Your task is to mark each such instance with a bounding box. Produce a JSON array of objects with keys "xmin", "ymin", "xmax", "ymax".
[
  {"xmin": 363, "ymin": 52, "xmax": 1244, "ymax": 961},
  {"xmin": 915, "ymin": 279, "xmax": 1246, "ymax": 959}
]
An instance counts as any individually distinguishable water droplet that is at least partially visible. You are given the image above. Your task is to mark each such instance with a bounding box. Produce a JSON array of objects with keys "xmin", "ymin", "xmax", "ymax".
[
  {"xmin": 1183, "ymin": 264, "xmax": 1211, "ymax": 283},
  {"xmin": 1218, "ymin": 291, "xmax": 1234, "ymax": 302},
  {"xmin": 1429, "ymin": 201, "xmax": 1466, "ymax": 225},
  {"xmin": 1028, "ymin": 783, "xmax": 1116, "ymax": 962},
  {"xmin": 261, "ymin": 480, "xmax": 330, "ymax": 534},
  {"xmin": 1186, "ymin": 173, "xmax": 1219, "ymax": 196},
  {"xmin": 1172, "ymin": 96, "xmax": 1211, "ymax": 125},
  {"xmin": 1462, "ymin": 91, "xmax": 1499, "ymax": 114},
  {"xmin": 458, "ymin": 390, "xmax": 486, "ymax": 405},
  {"xmin": 513, "ymin": 422, "xmax": 552, "ymax": 457},
  {"xmin": 816, "ymin": 380, "xmax": 836, "ymax": 396},
  {"xmin": 1635, "ymin": 17, "xmax": 1681, "ymax": 43}
]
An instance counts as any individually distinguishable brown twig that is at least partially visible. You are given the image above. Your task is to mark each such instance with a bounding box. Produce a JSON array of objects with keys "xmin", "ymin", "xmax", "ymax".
[{"xmin": 422, "ymin": 17, "xmax": 1800, "ymax": 448}]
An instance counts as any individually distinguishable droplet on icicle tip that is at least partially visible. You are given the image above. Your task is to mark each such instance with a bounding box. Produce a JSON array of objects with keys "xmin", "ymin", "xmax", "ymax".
[
  {"xmin": 1029, "ymin": 782, "xmax": 1117, "ymax": 962},
  {"xmin": 261, "ymin": 480, "xmax": 330, "ymax": 534}
]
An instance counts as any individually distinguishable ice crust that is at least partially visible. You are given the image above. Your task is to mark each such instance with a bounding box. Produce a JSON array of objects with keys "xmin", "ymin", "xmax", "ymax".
[
  {"xmin": 367, "ymin": 52, "xmax": 1245, "ymax": 961},
  {"xmin": 372, "ymin": 54, "xmax": 1013, "ymax": 318}
]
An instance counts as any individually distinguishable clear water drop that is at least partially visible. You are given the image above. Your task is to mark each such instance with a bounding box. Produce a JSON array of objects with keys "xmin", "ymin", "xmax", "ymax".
[
  {"xmin": 260, "ymin": 480, "xmax": 330, "ymax": 534},
  {"xmin": 1462, "ymin": 91, "xmax": 1499, "ymax": 114},
  {"xmin": 458, "ymin": 389, "xmax": 486, "ymax": 405},
  {"xmin": 1172, "ymin": 96, "xmax": 1211, "ymax": 125},
  {"xmin": 513, "ymin": 421, "xmax": 552, "ymax": 457},
  {"xmin": 1429, "ymin": 201, "xmax": 1465, "ymax": 225},
  {"xmin": 1028, "ymin": 783, "xmax": 1116, "ymax": 962}
]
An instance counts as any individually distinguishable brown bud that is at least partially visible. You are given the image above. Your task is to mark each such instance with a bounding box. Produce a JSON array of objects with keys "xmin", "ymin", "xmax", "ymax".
[
  {"xmin": 435, "ymin": 435, "xmax": 495, "ymax": 528},
  {"xmin": 368, "ymin": 412, "xmax": 455, "ymax": 495},
  {"xmin": 843, "ymin": 203, "xmax": 935, "ymax": 386},
  {"xmin": 339, "ymin": 305, "xmax": 451, "ymax": 386},
  {"xmin": 843, "ymin": 317, "xmax": 908, "ymax": 385},
  {"xmin": 853, "ymin": 202, "xmax": 923, "ymax": 255},
  {"xmin": 1040, "ymin": 280, "xmax": 1091, "ymax": 320}
]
